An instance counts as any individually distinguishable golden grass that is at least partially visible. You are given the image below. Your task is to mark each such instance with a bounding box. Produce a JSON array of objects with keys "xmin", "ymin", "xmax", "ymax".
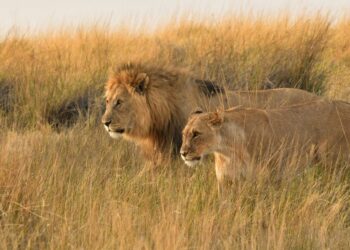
[
  {"xmin": 2, "ymin": 15, "xmax": 350, "ymax": 128},
  {"xmin": 1, "ymin": 15, "xmax": 350, "ymax": 249},
  {"xmin": 1, "ymin": 128, "xmax": 349, "ymax": 249}
]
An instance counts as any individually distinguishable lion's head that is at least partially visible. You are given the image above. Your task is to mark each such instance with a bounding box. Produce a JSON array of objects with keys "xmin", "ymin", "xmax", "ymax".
[
  {"xmin": 102, "ymin": 64, "xmax": 153, "ymax": 140},
  {"xmin": 180, "ymin": 109, "xmax": 224, "ymax": 167},
  {"xmin": 102, "ymin": 62, "xmax": 188, "ymax": 156}
]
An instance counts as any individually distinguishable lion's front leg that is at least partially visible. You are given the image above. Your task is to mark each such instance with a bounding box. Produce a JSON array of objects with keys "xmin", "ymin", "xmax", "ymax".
[
  {"xmin": 138, "ymin": 154, "xmax": 163, "ymax": 176},
  {"xmin": 137, "ymin": 145, "xmax": 172, "ymax": 178}
]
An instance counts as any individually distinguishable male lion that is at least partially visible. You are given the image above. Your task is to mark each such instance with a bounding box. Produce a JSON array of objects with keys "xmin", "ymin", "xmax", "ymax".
[
  {"xmin": 102, "ymin": 62, "xmax": 319, "ymax": 165},
  {"xmin": 180, "ymin": 100, "xmax": 350, "ymax": 195}
]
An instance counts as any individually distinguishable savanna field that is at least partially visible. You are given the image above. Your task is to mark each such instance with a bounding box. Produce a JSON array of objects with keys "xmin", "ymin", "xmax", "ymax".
[{"xmin": 1, "ymin": 15, "xmax": 350, "ymax": 249}]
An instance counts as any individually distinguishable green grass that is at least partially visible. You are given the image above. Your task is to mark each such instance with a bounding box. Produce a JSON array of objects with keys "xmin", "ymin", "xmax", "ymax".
[{"xmin": 1, "ymin": 15, "xmax": 350, "ymax": 249}]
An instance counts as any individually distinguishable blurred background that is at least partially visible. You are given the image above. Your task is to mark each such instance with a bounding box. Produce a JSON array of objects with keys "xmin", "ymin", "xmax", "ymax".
[{"xmin": 1, "ymin": 0, "xmax": 350, "ymax": 32}]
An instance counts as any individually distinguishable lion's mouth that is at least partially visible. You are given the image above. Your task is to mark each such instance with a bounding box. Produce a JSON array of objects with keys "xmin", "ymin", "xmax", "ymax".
[
  {"xmin": 104, "ymin": 125, "xmax": 126, "ymax": 139},
  {"xmin": 104, "ymin": 125, "xmax": 125, "ymax": 134}
]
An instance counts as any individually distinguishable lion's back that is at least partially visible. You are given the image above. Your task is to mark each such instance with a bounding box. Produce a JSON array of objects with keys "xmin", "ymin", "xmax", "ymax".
[{"xmin": 229, "ymin": 88, "xmax": 320, "ymax": 109}]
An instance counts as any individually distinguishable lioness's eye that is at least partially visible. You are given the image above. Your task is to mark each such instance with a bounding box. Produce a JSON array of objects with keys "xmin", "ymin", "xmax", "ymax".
[{"xmin": 192, "ymin": 131, "xmax": 200, "ymax": 139}]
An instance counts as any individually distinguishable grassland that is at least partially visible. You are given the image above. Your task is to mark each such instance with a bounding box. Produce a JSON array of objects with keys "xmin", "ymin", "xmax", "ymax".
[{"xmin": 1, "ymin": 15, "xmax": 350, "ymax": 249}]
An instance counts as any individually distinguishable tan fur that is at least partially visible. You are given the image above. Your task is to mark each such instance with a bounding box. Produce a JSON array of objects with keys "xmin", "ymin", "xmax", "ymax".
[
  {"xmin": 102, "ymin": 62, "xmax": 319, "ymax": 165},
  {"xmin": 181, "ymin": 100, "xmax": 350, "ymax": 195}
]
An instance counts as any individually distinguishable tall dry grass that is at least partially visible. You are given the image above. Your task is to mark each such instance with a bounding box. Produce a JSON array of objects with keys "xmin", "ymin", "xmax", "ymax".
[
  {"xmin": 0, "ymin": 128, "xmax": 349, "ymax": 249},
  {"xmin": 1, "ymin": 15, "xmax": 350, "ymax": 249},
  {"xmin": 2, "ymin": 15, "xmax": 350, "ymax": 128}
]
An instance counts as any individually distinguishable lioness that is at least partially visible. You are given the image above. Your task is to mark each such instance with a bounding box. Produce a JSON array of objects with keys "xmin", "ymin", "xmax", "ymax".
[
  {"xmin": 102, "ymin": 62, "xmax": 319, "ymax": 165},
  {"xmin": 181, "ymin": 100, "xmax": 350, "ymax": 194}
]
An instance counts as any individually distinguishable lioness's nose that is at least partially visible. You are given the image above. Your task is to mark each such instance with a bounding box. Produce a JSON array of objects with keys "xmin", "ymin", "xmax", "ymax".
[
  {"xmin": 180, "ymin": 150, "xmax": 188, "ymax": 157},
  {"xmin": 103, "ymin": 120, "xmax": 111, "ymax": 127}
]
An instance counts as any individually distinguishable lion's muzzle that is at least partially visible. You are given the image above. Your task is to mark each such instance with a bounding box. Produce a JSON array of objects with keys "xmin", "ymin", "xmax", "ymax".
[{"xmin": 102, "ymin": 118, "xmax": 126, "ymax": 139}]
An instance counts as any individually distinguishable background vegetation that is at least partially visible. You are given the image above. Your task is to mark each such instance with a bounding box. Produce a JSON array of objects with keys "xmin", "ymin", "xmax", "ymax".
[{"xmin": 0, "ymin": 15, "xmax": 350, "ymax": 249}]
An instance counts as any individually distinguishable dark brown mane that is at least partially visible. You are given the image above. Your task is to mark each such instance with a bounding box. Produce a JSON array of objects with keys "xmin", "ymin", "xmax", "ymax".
[
  {"xmin": 148, "ymin": 110, "xmax": 184, "ymax": 158},
  {"xmin": 195, "ymin": 79, "xmax": 225, "ymax": 97}
]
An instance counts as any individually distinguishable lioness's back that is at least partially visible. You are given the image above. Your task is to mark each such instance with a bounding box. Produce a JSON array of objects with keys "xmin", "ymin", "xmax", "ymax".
[{"xmin": 232, "ymin": 100, "xmax": 350, "ymax": 162}]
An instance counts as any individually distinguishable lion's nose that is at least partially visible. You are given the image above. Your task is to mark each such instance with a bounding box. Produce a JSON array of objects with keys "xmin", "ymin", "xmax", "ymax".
[
  {"xmin": 103, "ymin": 120, "xmax": 112, "ymax": 127},
  {"xmin": 180, "ymin": 150, "xmax": 188, "ymax": 157}
]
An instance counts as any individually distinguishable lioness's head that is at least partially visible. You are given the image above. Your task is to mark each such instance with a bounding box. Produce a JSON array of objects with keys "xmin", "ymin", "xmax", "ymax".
[
  {"xmin": 180, "ymin": 109, "xmax": 223, "ymax": 167},
  {"xmin": 102, "ymin": 64, "xmax": 152, "ymax": 140}
]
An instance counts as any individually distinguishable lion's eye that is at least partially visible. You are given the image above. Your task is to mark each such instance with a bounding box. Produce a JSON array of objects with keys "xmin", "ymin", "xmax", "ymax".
[
  {"xmin": 192, "ymin": 131, "xmax": 200, "ymax": 139},
  {"xmin": 114, "ymin": 99, "xmax": 122, "ymax": 108}
]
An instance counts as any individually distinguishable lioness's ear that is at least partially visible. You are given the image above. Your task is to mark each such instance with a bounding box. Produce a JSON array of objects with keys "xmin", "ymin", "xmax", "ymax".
[
  {"xmin": 190, "ymin": 107, "xmax": 204, "ymax": 116},
  {"xmin": 134, "ymin": 73, "xmax": 149, "ymax": 95},
  {"xmin": 208, "ymin": 112, "xmax": 224, "ymax": 128}
]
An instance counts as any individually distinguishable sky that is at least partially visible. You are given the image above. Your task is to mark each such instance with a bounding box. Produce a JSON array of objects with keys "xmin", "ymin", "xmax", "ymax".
[{"xmin": 0, "ymin": 0, "xmax": 349, "ymax": 32}]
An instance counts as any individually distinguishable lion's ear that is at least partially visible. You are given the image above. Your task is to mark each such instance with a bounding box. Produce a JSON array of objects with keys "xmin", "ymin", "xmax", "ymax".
[
  {"xmin": 190, "ymin": 107, "xmax": 204, "ymax": 116},
  {"xmin": 134, "ymin": 73, "xmax": 149, "ymax": 95},
  {"xmin": 208, "ymin": 112, "xmax": 224, "ymax": 128}
]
